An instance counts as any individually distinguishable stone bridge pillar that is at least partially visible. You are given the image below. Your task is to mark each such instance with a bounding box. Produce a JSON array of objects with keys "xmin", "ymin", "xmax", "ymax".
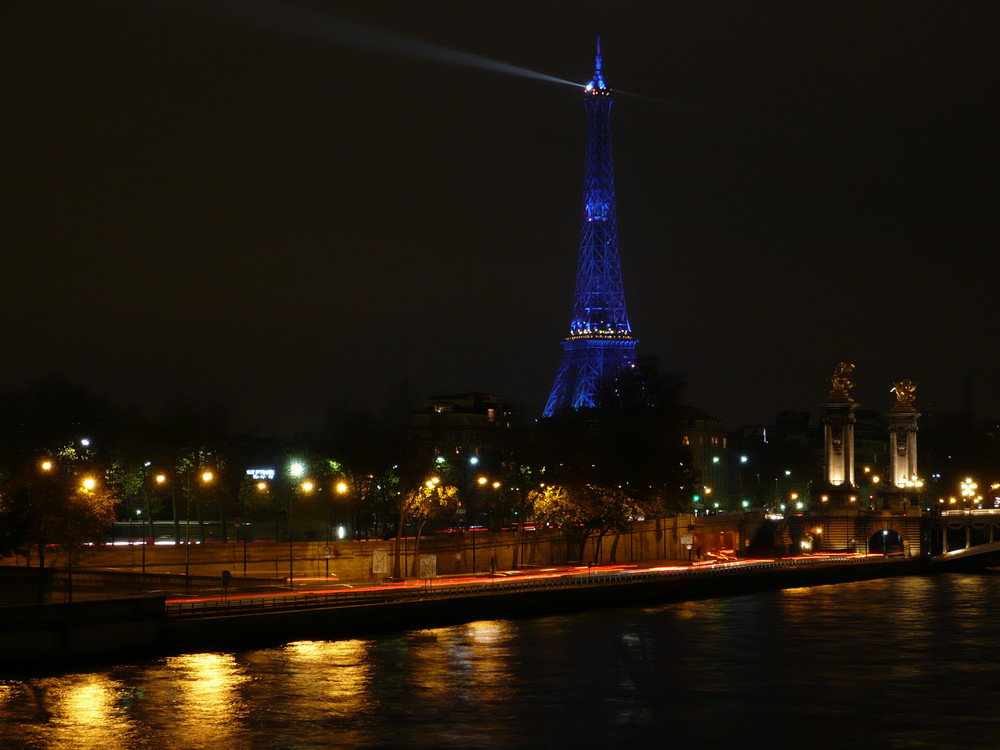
[
  {"xmin": 822, "ymin": 396, "xmax": 858, "ymax": 489},
  {"xmin": 887, "ymin": 380, "xmax": 920, "ymax": 489}
]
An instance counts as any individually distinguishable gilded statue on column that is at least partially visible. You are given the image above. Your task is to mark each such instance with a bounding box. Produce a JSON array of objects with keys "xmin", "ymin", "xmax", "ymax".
[
  {"xmin": 828, "ymin": 362, "xmax": 856, "ymax": 399},
  {"xmin": 891, "ymin": 378, "xmax": 917, "ymax": 406}
]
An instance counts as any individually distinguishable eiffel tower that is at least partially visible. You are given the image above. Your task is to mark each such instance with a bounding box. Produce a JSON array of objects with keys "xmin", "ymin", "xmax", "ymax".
[{"xmin": 542, "ymin": 40, "xmax": 637, "ymax": 417}]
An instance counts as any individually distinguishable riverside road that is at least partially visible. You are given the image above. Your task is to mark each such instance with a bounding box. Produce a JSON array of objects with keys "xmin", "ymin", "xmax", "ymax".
[{"xmin": 164, "ymin": 554, "xmax": 910, "ymax": 618}]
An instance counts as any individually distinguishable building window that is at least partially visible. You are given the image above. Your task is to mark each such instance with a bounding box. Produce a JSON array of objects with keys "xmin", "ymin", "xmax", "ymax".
[{"xmin": 682, "ymin": 435, "xmax": 690, "ymax": 446}]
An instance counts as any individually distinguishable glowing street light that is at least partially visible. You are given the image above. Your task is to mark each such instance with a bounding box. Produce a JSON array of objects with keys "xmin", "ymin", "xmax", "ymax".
[
  {"xmin": 960, "ymin": 477, "xmax": 978, "ymax": 504},
  {"xmin": 327, "ymin": 480, "xmax": 351, "ymax": 557},
  {"xmin": 183, "ymin": 469, "xmax": 215, "ymax": 581},
  {"xmin": 287, "ymin": 477, "xmax": 315, "ymax": 589}
]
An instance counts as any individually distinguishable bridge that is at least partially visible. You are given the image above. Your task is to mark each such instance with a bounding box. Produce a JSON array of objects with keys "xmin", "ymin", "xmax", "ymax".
[
  {"xmin": 929, "ymin": 509, "xmax": 1000, "ymax": 570},
  {"xmin": 761, "ymin": 508, "xmax": 1000, "ymax": 570}
]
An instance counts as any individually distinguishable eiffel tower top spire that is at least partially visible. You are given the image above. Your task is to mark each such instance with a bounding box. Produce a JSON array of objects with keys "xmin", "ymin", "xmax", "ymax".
[
  {"xmin": 542, "ymin": 43, "xmax": 637, "ymax": 417},
  {"xmin": 588, "ymin": 36, "xmax": 607, "ymax": 91}
]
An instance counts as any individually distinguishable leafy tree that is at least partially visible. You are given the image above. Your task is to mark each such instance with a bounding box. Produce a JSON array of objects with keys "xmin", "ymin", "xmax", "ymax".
[
  {"xmin": 409, "ymin": 481, "xmax": 459, "ymax": 576},
  {"xmin": 0, "ymin": 457, "xmax": 116, "ymax": 567},
  {"xmin": 175, "ymin": 447, "xmax": 225, "ymax": 543},
  {"xmin": 530, "ymin": 482, "xmax": 642, "ymax": 563},
  {"xmin": 392, "ymin": 479, "xmax": 458, "ymax": 579},
  {"xmin": 104, "ymin": 458, "xmax": 162, "ymax": 538}
]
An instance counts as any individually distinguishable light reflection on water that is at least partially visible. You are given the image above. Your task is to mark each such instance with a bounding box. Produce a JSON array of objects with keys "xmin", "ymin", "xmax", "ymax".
[
  {"xmin": 161, "ymin": 652, "xmax": 251, "ymax": 748},
  {"xmin": 4, "ymin": 575, "xmax": 1000, "ymax": 748}
]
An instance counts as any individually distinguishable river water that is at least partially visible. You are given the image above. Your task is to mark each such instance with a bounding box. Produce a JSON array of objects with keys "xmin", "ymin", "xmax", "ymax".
[{"xmin": 2, "ymin": 572, "xmax": 999, "ymax": 749}]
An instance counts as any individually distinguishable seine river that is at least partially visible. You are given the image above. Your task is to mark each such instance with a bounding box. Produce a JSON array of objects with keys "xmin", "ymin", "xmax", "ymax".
[{"xmin": 2, "ymin": 573, "xmax": 1000, "ymax": 749}]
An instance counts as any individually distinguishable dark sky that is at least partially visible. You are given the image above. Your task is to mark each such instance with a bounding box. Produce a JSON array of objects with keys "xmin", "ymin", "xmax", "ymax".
[{"xmin": 4, "ymin": 1, "xmax": 999, "ymax": 436}]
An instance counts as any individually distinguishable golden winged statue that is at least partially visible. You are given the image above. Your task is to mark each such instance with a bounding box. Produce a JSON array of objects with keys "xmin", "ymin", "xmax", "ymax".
[
  {"xmin": 891, "ymin": 378, "xmax": 917, "ymax": 406},
  {"xmin": 828, "ymin": 362, "xmax": 856, "ymax": 398}
]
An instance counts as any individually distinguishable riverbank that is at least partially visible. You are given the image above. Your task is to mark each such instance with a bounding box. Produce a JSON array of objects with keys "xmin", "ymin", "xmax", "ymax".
[{"xmin": 0, "ymin": 556, "xmax": 926, "ymax": 674}]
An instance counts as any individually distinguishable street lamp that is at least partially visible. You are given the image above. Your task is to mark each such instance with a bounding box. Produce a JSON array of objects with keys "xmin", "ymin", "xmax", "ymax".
[
  {"xmin": 319, "ymin": 480, "xmax": 350, "ymax": 577},
  {"xmin": 960, "ymin": 477, "xmax": 980, "ymax": 509},
  {"xmin": 245, "ymin": 480, "xmax": 269, "ymax": 575},
  {"xmin": 139, "ymin": 470, "xmax": 167, "ymax": 573},
  {"xmin": 184, "ymin": 470, "xmax": 214, "ymax": 583},
  {"xmin": 289, "ymin": 479, "xmax": 314, "ymax": 589},
  {"xmin": 334, "ymin": 479, "xmax": 349, "ymax": 544},
  {"xmin": 471, "ymin": 475, "xmax": 502, "ymax": 573},
  {"xmin": 69, "ymin": 474, "xmax": 99, "ymax": 602}
]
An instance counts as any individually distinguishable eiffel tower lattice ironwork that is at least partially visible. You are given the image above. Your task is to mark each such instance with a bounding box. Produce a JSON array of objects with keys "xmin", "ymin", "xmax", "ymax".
[{"xmin": 542, "ymin": 40, "xmax": 637, "ymax": 417}]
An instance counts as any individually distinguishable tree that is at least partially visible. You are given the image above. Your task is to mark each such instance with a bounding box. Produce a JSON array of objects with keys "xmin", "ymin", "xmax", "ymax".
[
  {"xmin": 531, "ymin": 356, "xmax": 693, "ymax": 518},
  {"xmin": 392, "ymin": 479, "xmax": 458, "ymax": 579},
  {"xmin": 175, "ymin": 447, "xmax": 225, "ymax": 543},
  {"xmin": 530, "ymin": 483, "xmax": 642, "ymax": 563},
  {"xmin": 0, "ymin": 457, "xmax": 117, "ymax": 567},
  {"xmin": 501, "ymin": 462, "xmax": 536, "ymax": 569}
]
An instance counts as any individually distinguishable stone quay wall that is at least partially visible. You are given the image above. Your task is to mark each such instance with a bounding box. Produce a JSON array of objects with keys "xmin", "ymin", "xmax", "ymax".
[{"xmin": 1, "ymin": 514, "xmax": 751, "ymax": 588}]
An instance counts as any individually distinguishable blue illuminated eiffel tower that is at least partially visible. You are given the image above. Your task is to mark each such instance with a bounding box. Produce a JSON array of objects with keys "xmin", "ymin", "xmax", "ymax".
[{"xmin": 542, "ymin": 41, "xmax": 637, "ymax": 417}]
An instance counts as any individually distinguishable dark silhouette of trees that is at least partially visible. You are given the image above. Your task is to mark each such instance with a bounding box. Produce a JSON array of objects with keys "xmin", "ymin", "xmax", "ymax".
[
  {"xmin": 530, "ymin": 356, "xmax": 694, "ymax": 517},
  {"xmin": 0, "ymin": 453, "xmax": 116, "ymax": 566}
]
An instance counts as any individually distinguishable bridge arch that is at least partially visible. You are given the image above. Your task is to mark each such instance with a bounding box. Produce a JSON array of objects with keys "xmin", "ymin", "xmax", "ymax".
[{"xmin": 862, "ymin": 519, "xmax": 908, "ymax": 555}]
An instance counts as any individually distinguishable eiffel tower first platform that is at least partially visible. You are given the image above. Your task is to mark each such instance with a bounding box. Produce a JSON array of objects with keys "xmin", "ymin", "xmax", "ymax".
[{"xmin": 542, "ymin": 41, "xmax": 637, "ymax": 417}]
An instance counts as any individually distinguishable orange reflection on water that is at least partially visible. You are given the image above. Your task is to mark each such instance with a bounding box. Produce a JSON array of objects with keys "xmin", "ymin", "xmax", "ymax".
[
  {"xmin": 38, "ymin": 674, "xmax": 136, "ymax": 749},
  {"xmin": 281, "ymin": 639, "xmax": 370, "ymax": 721},
  {"xmin": 460, "ymin": 620, "xmax": 515, "ymax": 702},
  {"xmin": 166, "ymin": 652, "xmax": 250, "ymax": 747}
]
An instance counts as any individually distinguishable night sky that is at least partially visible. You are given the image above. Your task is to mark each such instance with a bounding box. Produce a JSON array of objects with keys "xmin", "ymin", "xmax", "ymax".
[{"xmin": 5, "ymin": 1, "xmax": 999, "ymax": 436}]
